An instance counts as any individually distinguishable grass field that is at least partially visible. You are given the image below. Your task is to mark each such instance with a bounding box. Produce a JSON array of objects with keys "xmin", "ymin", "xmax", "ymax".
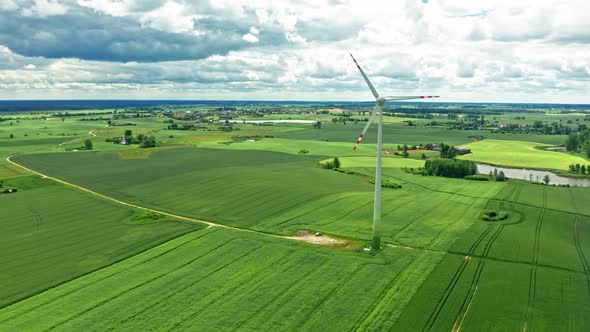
[
  {"xmin": 0, "ymin": 227, "xmax": 445, "ymax": 331},
  {"xmin": 393, "ymin": 183, "xmax": 590, "ymax": 331},
  {"xmin": 458, "ymin": 139, "xmax": 589, "ymax": 170},
  {"xmin": 2, "ymin": 108, "xmax": 590, "ymax": 331},
  {"xmin": 0, "ymin": 175, "xmax": 201, "ymax": 308},
  {"xmin": 12, "ymin": 148, "xmax": 500, "ymax": 252}
]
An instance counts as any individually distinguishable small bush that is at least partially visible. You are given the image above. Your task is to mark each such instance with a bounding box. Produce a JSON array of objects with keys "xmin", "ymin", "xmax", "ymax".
[
  {"xmin": 464, "ymin": 174, "xmax": 490, "ymax": 181},
  {"xmin": 369, "ymin": 179, "xmax": 402, "ymax": 189},
  {"xmin": 481, "ymin": 210, "xmax": 508, "ymax": 222}
]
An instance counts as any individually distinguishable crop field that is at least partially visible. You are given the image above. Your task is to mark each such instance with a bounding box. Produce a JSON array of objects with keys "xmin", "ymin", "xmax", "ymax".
[
  {"xmin": 2, "ymin": 107, "xmax": 590, "ymax": 331},
  {"xmin": 0, "ymin": 175, "xmax": 201, "ymax": 308},
  {"xmin": 12, "ymin": 148, "xmax": 501, "ymax": 252},
  {"xmin": 458, "ymin": 139, "xmax": 589, "ymax": 170},
  {"xmin": 394, "ymin": 183, "xmax": 590, "ymax": 331},
  {"xmin": 0, "ymin": 227, "xmax": 446, "ymax": 331}
]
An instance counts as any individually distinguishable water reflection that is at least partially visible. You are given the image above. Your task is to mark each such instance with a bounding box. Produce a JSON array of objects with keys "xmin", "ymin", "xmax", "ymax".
[{"xmin": 476, "ymin": 164, "xmax": 590, "ymax": 187}]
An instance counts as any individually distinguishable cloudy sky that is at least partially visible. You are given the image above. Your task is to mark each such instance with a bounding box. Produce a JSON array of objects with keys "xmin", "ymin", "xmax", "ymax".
[{"xmin": 0, "ymin": 0, "xmax": 589, "ymax": 103}]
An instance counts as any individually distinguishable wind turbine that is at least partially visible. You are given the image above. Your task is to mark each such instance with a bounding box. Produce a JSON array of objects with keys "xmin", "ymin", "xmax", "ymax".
[{"xmin": 350, "ymin": 54, "xmax": 439, "ymax": 250}]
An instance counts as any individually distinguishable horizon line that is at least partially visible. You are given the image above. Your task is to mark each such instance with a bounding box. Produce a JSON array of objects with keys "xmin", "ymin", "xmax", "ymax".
[{"xmin": 0, "ymin": 99, "xmax": 589, "ymax": 106}]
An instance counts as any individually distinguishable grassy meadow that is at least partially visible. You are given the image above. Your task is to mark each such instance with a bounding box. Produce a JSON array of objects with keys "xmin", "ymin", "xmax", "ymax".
[{"xmin": 458, "ymin": 139, "xmax": 588, "ymax": 170}]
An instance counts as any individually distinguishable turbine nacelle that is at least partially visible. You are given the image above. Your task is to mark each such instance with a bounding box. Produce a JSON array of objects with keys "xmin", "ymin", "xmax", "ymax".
[{"xmin": 350, "ymin": 53, "xmax": 440, "ymax": 151}]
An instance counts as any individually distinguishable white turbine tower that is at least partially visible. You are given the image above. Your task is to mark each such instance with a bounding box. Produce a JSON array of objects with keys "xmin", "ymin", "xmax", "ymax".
[{"xmin": 350, "ymin": 54, "xmax": 439, "ymax": 250}]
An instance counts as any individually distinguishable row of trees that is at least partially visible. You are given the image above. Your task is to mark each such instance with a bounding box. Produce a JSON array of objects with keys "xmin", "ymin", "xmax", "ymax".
[
  {"xmin": 565, "ymin": 130, "xmax": 590, "ymax": 157},
  {"xmin": 568, "ymin": 163, "xmax": 590, "ymax": 175},
  {"xmin": 424, "ymin": 159, "xmax": 477, "ymax": 178}
]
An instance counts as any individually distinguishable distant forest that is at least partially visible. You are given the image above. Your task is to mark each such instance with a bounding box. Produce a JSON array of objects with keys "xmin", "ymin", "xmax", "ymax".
[{"xmin": 0, "ymin": 100, "xmax": 589, "ymax": 113}]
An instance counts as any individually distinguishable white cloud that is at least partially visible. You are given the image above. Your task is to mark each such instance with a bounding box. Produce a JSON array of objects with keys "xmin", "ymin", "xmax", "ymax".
[
  {"xmin": 139, "ymin": 1, "xmax": 200, "ymax": 34},
  {"xmin": 242, "ymin": 33, "xmax": 259, "ymax": 43},
  {"xmin": 1, "ymin": 0, "xmax": 590, "ymax": 102},
  {"xmin": 0, "ymin": 0, "xmax": 18, "ymax": 11},
  {"xmin": 22, "ymin": 0, "xmax": 68, "ymax": 17},
  {"xmin": 24, "ymin": 64, "xmax": 37, "ymax": 70},
  {"xmin": 76, "ymin": 0, "xmax": 136, "ymax": 16}
]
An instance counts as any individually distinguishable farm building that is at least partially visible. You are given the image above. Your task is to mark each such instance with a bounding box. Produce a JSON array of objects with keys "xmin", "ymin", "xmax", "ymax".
[{"xmin": 453, "ymin": 147, "xmax": 471, "ymax": 155}]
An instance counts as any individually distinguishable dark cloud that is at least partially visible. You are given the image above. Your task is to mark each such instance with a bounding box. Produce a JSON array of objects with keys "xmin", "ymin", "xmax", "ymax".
[{"xmin": 0, "ymin": 5, "xmax": 266, "ymax": 62}]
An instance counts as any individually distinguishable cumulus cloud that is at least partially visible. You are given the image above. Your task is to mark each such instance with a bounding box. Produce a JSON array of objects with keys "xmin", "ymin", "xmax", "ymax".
[
  {"xmin": 22, "ymin": 0, "xmax": 68, "ymax": 17},
  {"xmin": 0, "ymin": 0, "xmax": 19, "ymax": 11},
  {"xmin": 0, "ymin": 0, "xmax": 589, "ymax": 102}
]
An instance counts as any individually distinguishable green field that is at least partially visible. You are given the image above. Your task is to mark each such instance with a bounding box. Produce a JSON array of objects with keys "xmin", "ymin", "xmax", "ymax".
[
  {"xmin": 2, "ymin": 107, "xmax": 590, "ymax": 331},
  {"xmin": 458, "ymin": 139, "xmax": 589, "ymax": 170},
  {"xmin": 0, "ymin": 175, "xmax": 201, "ymax": 308},
  {"xmin": 12, "ymin": 148, "xmax": 500, "ymax": 252},
  {"xmin": 0, "ymin": 227, "xmax": 447, "ymax": 331}
]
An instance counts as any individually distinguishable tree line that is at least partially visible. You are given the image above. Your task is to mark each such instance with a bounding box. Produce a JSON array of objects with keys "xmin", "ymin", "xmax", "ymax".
[
  {"xmin": 424, "ymin": 159, "xmax": 477, "ymax": 178},
  {"xmin": 568, "ymin": 163, "xmax": 590, "ymax": 175},
  {"xmin": 565, "ymin": 130, "xmax": 590, "ymax": 157}
]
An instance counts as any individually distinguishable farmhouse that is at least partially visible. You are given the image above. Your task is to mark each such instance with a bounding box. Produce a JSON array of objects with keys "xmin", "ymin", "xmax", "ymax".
[{"xmin": 453, "ymin": 147, "xmax": 471, "ymax": 155}]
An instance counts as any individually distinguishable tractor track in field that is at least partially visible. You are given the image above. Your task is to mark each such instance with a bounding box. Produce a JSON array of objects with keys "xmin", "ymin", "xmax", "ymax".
[
  {"xmin": 179, "ymin": 250, "xmax": 306, "ymax": 330},
  {"xmin": 420, "ymin": 223, "xmax": 493, "ymax": 332},
  {"xmin": 295, "ymin": 265, "xmax": 365, "ymax": 331},
  {"xmin": 27, "ymin": 206, "xmax": 42, "ymax": 232},
  {"xmin": 451, "ymin": 223, "xmax": 507, "ymax": 332},
  {"xmin": 425, "ymin": 185, "xmax": 523, "ymax": 332},
  {"xmin": 6, "ymin": 155, "xmax": 582, "ymax": 280},
  {"xmin": 569, "ymin": 188, "xmax": 590, "ymax": 295},
  {"xmin": 348, "ymin": 257, "xmax": 418, "ymax": 332},
  {"xmin": 0, "ymin": 228, "xmax": 213, "ymax": 318},
  {"xmin": 523, "ymin": 186, "xmax": 546, "ymax": 332},
  {"xmin": 232, "ymin": 257, "xmax": 330, "ymax": 331},
  {"xmin": 573, "ymin": 216, "xmax": 590, "ymax": 295},
  {"xmin": 44, "ymin": 238, "xmax": 253, "ymax": 331},
  {"xmin": 382, "ymin": 172, "xmax": 587, "ymax": 218}
]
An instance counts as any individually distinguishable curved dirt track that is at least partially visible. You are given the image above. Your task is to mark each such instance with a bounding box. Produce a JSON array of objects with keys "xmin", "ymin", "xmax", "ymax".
[{"xmin": 5, "ymin": 155, "xmax": 348, "ymax": 247}]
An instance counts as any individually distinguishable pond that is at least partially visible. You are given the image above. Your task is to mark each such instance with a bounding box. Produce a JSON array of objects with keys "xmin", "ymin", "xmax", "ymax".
[{"xmin": 476, "ymin": 163, "xmax": 590, "ymax": 187}]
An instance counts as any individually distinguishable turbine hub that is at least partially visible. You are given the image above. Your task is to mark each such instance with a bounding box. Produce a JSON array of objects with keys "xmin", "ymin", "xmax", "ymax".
[{"xmin": 376, "ymin": 97, "xmax": 385, "ymax": 105}]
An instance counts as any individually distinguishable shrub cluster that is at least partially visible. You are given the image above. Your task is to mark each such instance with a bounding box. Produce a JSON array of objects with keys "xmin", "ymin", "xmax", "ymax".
[
  {"xmin": 368, "ymin": 179, "xmax": 402, "ymax": 189},
  {"xmin": 464, "ymin": 174, "xmax": 490, "ymax": 181},
  {"xmin": 482, "ymin": 210, "xmax": 508, "ymax": 222},
  {"xmin": 319, "ymin": 157, "xmax": 341, "ymax": 169}
]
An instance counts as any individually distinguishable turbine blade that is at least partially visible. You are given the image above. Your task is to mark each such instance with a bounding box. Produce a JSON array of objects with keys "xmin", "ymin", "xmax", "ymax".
[
  {"xmin": 353, "ymin": 105, "xmax": 379, "ymax": 150},
  {"xmin": 383, "ymin": 95, "xmax": 440, "ymax": 101},
  {"xmin": 350, "ymin": 54, "xmax": 379, "ymax": 99}
]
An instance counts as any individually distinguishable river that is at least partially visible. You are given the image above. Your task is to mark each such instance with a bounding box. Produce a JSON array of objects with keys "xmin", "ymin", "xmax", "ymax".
[{"xmin": 476, "ymin": 163, "xmax": 590, "ymax": 187}]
